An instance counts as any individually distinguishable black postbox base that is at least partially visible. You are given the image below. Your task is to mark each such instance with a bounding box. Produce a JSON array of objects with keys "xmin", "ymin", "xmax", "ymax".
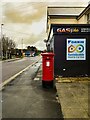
[{"xmin": 42, "ymin": 80, "xmax": 54, "ymax": 88}]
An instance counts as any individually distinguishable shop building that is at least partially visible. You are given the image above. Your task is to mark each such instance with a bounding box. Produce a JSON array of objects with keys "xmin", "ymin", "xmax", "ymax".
[{"xmin": 46, "ymin": 3, "xmax": 90, "ymax": 76}]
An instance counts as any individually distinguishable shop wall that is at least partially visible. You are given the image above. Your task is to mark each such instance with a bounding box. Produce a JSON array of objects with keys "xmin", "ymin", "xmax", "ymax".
[
  {"xmin": 77, "ymin": 15, "xmax": 87, "ymax": 24},
  {"xmin": 54, "ymin": 34, "xmax": 89, "ymax": 76},
  {"xmin": 50, "ymin": 18, "xmax": 77, "ymax": 24}
]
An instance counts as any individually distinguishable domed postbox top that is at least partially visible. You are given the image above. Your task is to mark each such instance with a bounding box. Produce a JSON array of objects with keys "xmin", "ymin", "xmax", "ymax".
[{"xmin": 41, "ymin": 52, "xmax": 55, "ymax": 56}]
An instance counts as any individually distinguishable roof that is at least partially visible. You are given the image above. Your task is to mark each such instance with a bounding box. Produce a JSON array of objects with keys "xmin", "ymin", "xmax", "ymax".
[
  {"xmin": 77, "ymin": 3, "xmax": 90, "ymax": 20},
  {"xmin": 47, "ymin": 7, "xmax": 85, "ymax": 17},
  {"xmin": 51, "ymin": 24, "xmax": 90, "ymax": 27}
]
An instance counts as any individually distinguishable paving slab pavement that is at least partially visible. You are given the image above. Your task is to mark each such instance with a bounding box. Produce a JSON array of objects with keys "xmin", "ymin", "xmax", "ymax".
[{"xmin": 56, "ymin": 78, "xmax": 90, "ymax": 119}]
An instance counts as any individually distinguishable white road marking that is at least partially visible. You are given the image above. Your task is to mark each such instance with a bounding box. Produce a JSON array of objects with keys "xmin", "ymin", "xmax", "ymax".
[{"xmin": 34, "ymin": 78, "xmax": 40, "ymax": 81}]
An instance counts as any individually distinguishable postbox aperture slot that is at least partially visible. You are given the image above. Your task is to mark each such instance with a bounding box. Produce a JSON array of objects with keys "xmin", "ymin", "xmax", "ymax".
[
  {"xmin": 46, "ymin": 57, "xmax": 50, "ymax": 60},
  {"xmin": 46, "ymin": 61, "xmax": 50, "ymax": 67}
]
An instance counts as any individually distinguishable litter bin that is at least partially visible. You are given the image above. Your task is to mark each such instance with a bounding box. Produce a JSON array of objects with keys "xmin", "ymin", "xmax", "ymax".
[{"xmin": 41, "ymin": 52, "xmax": 55, "ymax": 88}]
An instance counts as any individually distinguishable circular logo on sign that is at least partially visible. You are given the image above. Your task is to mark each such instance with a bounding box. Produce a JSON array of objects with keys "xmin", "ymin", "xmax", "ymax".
[
  {"xmin": 76, "ymin": 44, "xmax": 84, "ymax": 53},
  {"xmin": 68, "ymin": 45, "xmax": 76, "ymax": 53},
  {"xmin": 68, "ymin": 44, "xmax": 84, "ymax": 53}
]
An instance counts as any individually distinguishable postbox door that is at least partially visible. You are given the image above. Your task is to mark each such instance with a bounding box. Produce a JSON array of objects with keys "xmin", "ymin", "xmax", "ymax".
[{"xmin": 42, "ymin": 58, "xmax": 54, "ymax": 81}]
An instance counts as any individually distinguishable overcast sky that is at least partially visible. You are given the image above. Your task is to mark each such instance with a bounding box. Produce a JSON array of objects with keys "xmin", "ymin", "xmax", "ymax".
[{"xmin": 0, "ymin": 0, "xmax": 90, "ymax": 50}]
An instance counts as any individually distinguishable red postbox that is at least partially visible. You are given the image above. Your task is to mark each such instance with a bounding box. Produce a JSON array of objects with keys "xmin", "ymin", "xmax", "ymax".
[{"xmin": 41, "ymin": 52, "xmax": 55, "ymax": 88}]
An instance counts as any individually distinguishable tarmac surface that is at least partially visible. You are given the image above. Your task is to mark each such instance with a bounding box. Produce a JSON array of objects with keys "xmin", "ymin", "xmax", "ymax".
[
  {"xmin": 2, "ymin": 61, "xmax": 63, "ymax": 119},
  {"xmin": 2, "ymin": 57, "xmax": 40, "ymax": 82}
]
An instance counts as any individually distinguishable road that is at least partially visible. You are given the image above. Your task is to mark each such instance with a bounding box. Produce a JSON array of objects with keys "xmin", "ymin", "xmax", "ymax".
[{"xmin": 2, "ymin": 56, "xmax": 40, "ymax": 82}]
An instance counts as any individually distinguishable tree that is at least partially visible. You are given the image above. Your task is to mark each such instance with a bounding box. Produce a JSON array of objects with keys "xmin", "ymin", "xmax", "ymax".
[
  {"xmin": 27, "ymin": 46, "xmax": 38, "ymax": 56},
  {"xmin": 27, "ymin": 46, "xmax": 31, "ymax": 50},
  {"xmin": 2, "ymin": 36, "xmax": 16, "ymax": 59}
]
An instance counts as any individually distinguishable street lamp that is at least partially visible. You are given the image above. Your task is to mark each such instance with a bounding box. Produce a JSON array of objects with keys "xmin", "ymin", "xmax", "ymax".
[
  {"xmin": 1, "ymin": 24, "xmax": 4, "ymax": 60},
  {"xmin": 21, "ymin": 39, "xmax": 23, "ymax": 57}
]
